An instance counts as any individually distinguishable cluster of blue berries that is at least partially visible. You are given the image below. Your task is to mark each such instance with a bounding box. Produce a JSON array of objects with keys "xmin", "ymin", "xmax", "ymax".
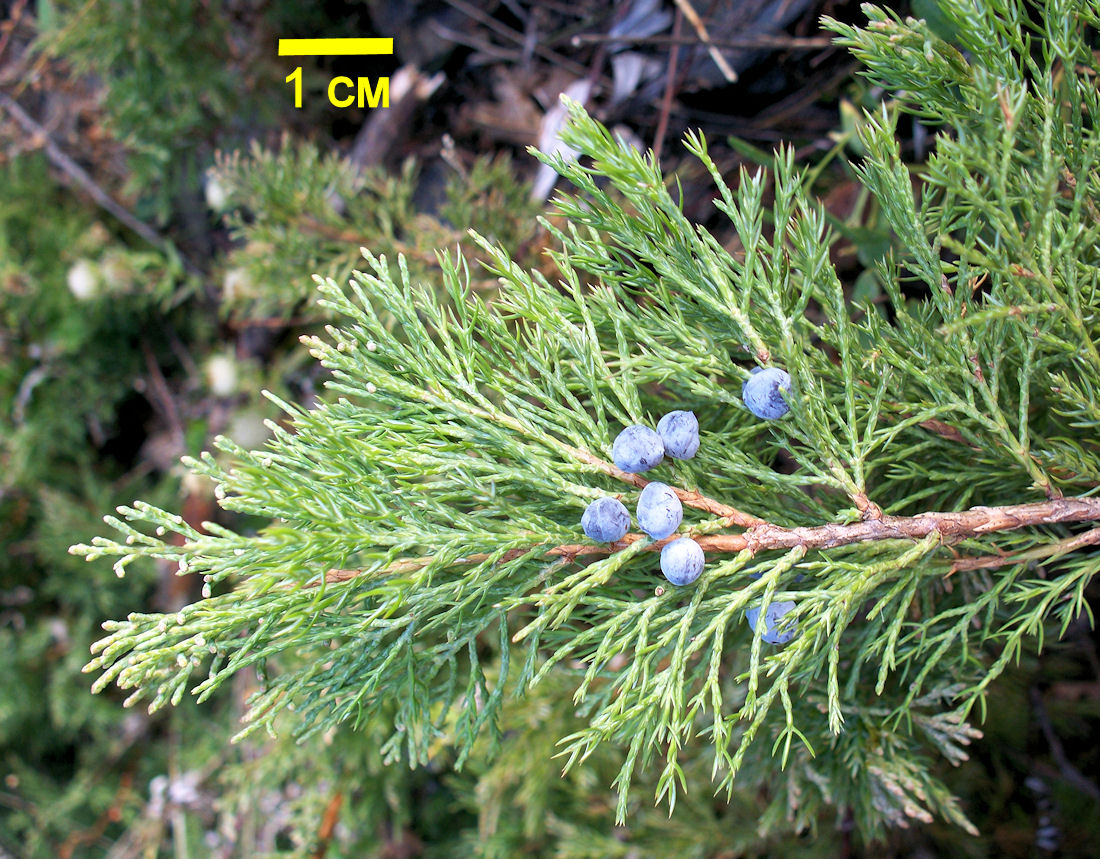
[
  {"xmin": 582, "ymin": 410, "xmax": 705, "ymax": 587},
  {"xmin": 578, "ymin": 371, "xmax": 796, "ymax": 642}
]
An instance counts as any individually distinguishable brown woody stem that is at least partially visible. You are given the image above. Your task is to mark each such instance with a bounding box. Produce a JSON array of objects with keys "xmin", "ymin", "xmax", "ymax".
[
  {"xmin": 563, "ymin": 445, "xmax": 766, "ymax": 528},
  {"xmin": 949, "ymin": 524, "xmax": 1100, "ymax": 573},
  {"xmin": 324, "ymin": 496, "xmax": 1100, "ymax": 584}
]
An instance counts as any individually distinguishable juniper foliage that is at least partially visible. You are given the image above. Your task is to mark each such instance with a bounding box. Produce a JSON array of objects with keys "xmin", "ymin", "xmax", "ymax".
[
  {"xmin": 208, "ymin": 141, "xmax": 539, "ymax": 322},
  {"xmin": 75, "ymin": 1, "xmax": 1100, "ymax": 839},
  {"xmin": 32, "ymin": 0, "xmax": 246, "ymax": 219}
]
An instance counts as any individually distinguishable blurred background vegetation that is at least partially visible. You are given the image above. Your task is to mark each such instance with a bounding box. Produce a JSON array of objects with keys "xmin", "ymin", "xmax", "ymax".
[{"xmin": 1, "ymin": 0, "xmax": 1098, "ymax": 855}]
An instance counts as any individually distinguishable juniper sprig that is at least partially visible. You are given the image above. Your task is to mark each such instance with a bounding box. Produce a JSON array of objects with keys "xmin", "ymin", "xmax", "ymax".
[{"xmin": 73, "ymin": 1, "xmax": 1100, "ymax": 837}]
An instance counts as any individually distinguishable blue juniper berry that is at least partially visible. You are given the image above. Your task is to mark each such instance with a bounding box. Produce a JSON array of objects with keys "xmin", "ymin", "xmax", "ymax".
[
  {"xmin": 581, "ymin": 496, "xmax": 630, "ymax": 542},
  {"xmin": 612, "ymin": 425, "xmax": 665, "ymax": 473},
  {"xmin": 745, "ymin": 600, "xmax": 798, "ymax": 644},
  {"xmin": 656, "ymin": 410, "xmax": 699, "ymax": 459},
  {"xmin": 636, "ymin": 482, "xmax": 682, "ymax": 539},
  {"xmin": 742, "ymin": 367, "xmax": 791, "ymax": 420},
  {"xmin": 660, "ymin": 537, "xmax": 704, "ymax": 585}
]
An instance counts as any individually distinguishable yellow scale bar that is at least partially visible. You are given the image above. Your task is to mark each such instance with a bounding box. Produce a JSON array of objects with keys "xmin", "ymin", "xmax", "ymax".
[{"xmin": 278, "ymin": 38, "xmax": 393, "ymax": 56}]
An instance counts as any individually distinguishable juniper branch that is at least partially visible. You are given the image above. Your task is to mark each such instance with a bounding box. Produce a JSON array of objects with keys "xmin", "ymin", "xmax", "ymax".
[
  {"xmin": 69, "ymin": 2, "xmax": 1100, "ymax": 839},
  {"xmin": 562, "ymin": 444, "xmax": 765, "ymax": 526},
  {"xmin": 949, "ymin": 524, "xmax": 1100, "ymax": 573},
  {"xmin": 325, "ymin": 496, "xmax": 1100, "ymax": 584}
]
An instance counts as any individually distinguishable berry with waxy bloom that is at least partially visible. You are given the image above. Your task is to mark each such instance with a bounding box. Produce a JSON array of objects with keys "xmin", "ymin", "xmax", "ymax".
[
  {"xmin": 742, "ymin": 367, "xmax": 791, "ymax": 420},
  {"xmin": 612, "ymin": 424, "xmax": 665, "ymax": 473},
  {"xmin": 581, "ymin": 497, "xmax": 630, "ymax": 542},
  {"xmin": 656, "ymin": 410, "xmax": 699, "ymax": 459},
  {"xmin": 636, "ymin": 482, "xmax": 682, "ymax": 539},
  {"xmin": 660, "ymin": 537, "xmax": 704, "ymax": 585},
  {"xmin": 745, "ymin": 600, "xmax": 798, "ymax": 644}
]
